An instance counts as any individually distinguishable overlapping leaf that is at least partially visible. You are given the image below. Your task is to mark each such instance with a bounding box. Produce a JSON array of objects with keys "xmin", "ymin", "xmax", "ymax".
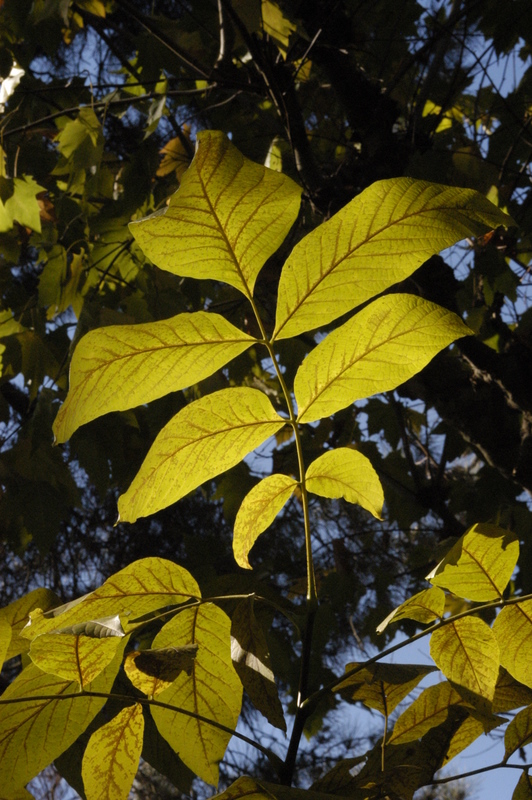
[
  {"xmin": 273, "ymin": 178, "xmax": 512, "ymax": 340},
  {"xmin": 21, "ymin": 558, "xmax": 199, "ymax": 639},
  {"xmin": 430, "ymin": 617, "xmax": 499, "ymax": 714},
  {"xmin": 377, "ymin": 587, "xmax": 445, "ymax": 634},
  {"xmin": 53, "ymin": 312, "xmax": 257, "ymax": 443},
  {"xmin": 151, "ymin": 603, "xmax": 242, "ymax": 784},
  {"xmin": 0, "ymin": 588, "xmax": 60, "ymax": 661},
  {"xmin": 82, "ymin": 703, "xmax": 144, "ymax": 800},
  {"xmin": 130, "ymin": 130, "xmax": 302, "ymax": 297},
  {"xmin": 0, "ymin": 645, "xmax": 124, "ymax": 797},
  {"xmin": 337, "ymin": 662, "xmax": 435, "ymax": 715},
  {"xmin": 505, "ymin": 705, "xmax": 532, "ymax": 760},
  {"xmin": 427, "ymin": 523, "xmax": 519, "ymax": 601},
  {"xmin": 124, "ymin": 644, "xmax": 198, "ymax": 697},
  {"xmin": 29, "ymin": 632, "xmax": 124, "ymax": 688},
  {"xmin": 233, "ymin": 474, "xmax": 296, "ymax": 569},
  {"xmin": 513, "ymin": 771, "xmax": 532, "ymax": 800},
  {"xmin": 118, "ymin": 388, "xmax": 285, "ymax": 524},
  {"xmin": 294, "ymin": 295, "xmax": 471, "ymax": 423},
  {"xmin": 389, "ymin": 681, "xmax": 464, "ymax": 744},
  {"xmin": 305, "ymin": 448, "xmax": 383, "ymax": 518},
  {"xmin": 493, "ymin": 601, "xmax": 532, "ymax": 688}
]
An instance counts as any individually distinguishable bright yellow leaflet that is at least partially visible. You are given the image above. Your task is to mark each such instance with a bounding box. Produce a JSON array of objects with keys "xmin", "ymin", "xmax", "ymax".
[{"xmin": 305, "ymin": 448, "xmax": 383, "ymax": 519}]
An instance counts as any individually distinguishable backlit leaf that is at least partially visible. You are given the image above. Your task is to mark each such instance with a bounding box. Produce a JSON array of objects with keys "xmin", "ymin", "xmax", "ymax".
[
  {"xmin": 305, "ymin": 448, "xmax": 383, "ymax": 519},
  {"xmin": 29, "ymin": 632, "xmax": 123, "ymax": 688},
  {"xmin": 233, "ymin": 474, "xmax": 296, "ymax": 569},
  {"xmin": 273, "ymin": 178, "xmax": 512, "ymax": 340},
  {"xmin": 377, "ymin": 587, "xmax": 445, "ymax": 634},
  {"xmin": 130, "ymin": 130, "xmax": 302, "ymax": 297},
  {"xmin": 0, "ymin": 176, "xmax": 45, "ymax": 233},
  {"xmin": 231, "ymin": 598, "xmax": 286, "ymax": 731},
  {"xmin": 505, "ymin": 705, "xmax": 532, "ymax": 759},
  {"xmin": 0, "ymin": 645, "xmax": 124, "ymax": 796},
  {"xmin": 427, "ymin": 523, "xmax": 519, "ymax": 601},
  {"xmin": 294, "ymin": 295, "xmax": 471, "ymax": 423},
  {"xmin": 124, "ymin": 644, "xmax": 198, "ymax": 697},
  {"xmin": 389, "ymin": 681, "xmax": 464, "ymax": 744},
  {"xmin": 493, "ymin": 668, "xmax": 532, "ymax": 712},
  {"xmin": 118, "ymin": 388, "xmax": 285, "ymax": 524},
  {"xmin": 82, "ymin": 702, "xmax": 144, "ymax": 800},
  {"xmin": 337, "ymin": 662, "xmax": 435, "ymax": 715},
  {"xmin": 53, "ymin": 614, "xmax": 125, "ymax": 637},
  {"xmin": 513, "ymin": 772, "xmax": 532, "ymax": 800},
  {"xmin": 151, "ymin": 603, "xmax": 242, "ymax": 784},
  {"xmin": 493, "ymin": 601, "xmax": 532, "ymax": 688},
  {"xmin": 444, "ymin": 712, "xmax": 503, "ymax": 764},
  {"xmin": 0, "ymin": 618, "xmax": 11, "ymax": 669},
  {"xmin": 21, "ymin": 558, "xmax": 199, "ymax": 639},
  {"xmin": 0, "ymin": 588, "xmax": 60, "ymax": 660},
  {"xmin": 53, "ymin": 312, "xmax": 256, "ymax": 443},
  {"xmin": 430, "ymin": 617, "xmax": 499, "ymax": 715}
]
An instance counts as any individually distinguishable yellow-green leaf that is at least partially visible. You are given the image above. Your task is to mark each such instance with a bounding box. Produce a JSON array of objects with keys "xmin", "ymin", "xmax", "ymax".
[
  {"xmin": 53, "ymin": 312, "xmax": 256, "ymax": 443},
  {"xmin": 124, "ymin": 644, "xmax": 198, "ymax": 697},
  {"xmin": 273, "ymin": 178, "xmax": 512, "ymax": 340},
  {"xmin": 430, "ymin": 617, "xmax": 499, "ymax": 715},
  {"xmin": 231, "ymin": 598, "xmax": 286, "ymax": 731},
  {"xmin": 513, "ymin": 771, "xmax": 532, "ymax": 800},
  {"xmin": 118, "ymin": 388, "xmax": 285, "ymax": 524},
  {"xmin": 493, "ymin": 601, "xmax": 532, "ymax": 688},
  {"xmin": 494, "ymin": 668, "xmax": 532, "ymax": 713},
  {"xmin": 21, "ymin": 558, "xmax": 199, "ymax": 639},
  {"xmin": 444, "ymin": 713, "xmax": 503, "ymax": 764},
  {"xmin": 82, "ymin": 702, "xmax": 144, "ymax": 800},
  {"xmin": 151, "ymin": 603, "xmax": 242, "ymax": 784},
  {"xmin": 305, "ymin": 448, "xmax": 383, "ymax": 519},
  {"xmin": 294, "ymin": 295, "xmax": 471, "ymax": 423},
  {"xmin": 130, "ymin": 130, "xmax": 302, "ymax": 298},
  {"xmin": 337, "ymin": 662, "xmax": 435, "ymax": 715},
  {"xmin": 0, "ymin": 588, "xmax": 60, "ymax": 660},
  {"xmin": 233, "ymin": 474, "xmax": 296, "ymax": 569},
  {"xmin": 377, "ymin": 587, "xmax": 445, "ymax": 634},
  {"xmin": 29, "ymin": 633, "xmax": 123, "ymax": 688},
  {"xmin": 389, "ymin": 681, "xmax": 464, "ymax": 744},
  {"xmin": 0, "ymin": 618, "xmax": 11, "ymax": 669},
  {"xmin": 505, "ymin": 705, "xmax": 532, "ymax": 760},
  {"xmin": 0, "ymin": 645, "xmax": 124, "ymax": 796},
  {"xmin": 0, "ymin": 176, "xmax": 45, "ymax": 234},
  {"xmin": 427, "ymin": 523, "xmax": 519, "ymax": 601}
]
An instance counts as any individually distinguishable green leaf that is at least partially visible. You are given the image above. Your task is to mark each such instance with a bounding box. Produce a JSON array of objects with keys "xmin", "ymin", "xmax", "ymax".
[
  {"xmin": 118, "ymin": 388, "xmax": 285, "ymax": 524},
  {"xmin": 124, "ymin": 644, "xmax": 198, "ymax": 697},
  {"xmin": 129, "ymin": 130, "xmax": 302, "ymax": 298},
  {"xmin": 294, "ymin": 295, "xmax": 472, "ymax": 423},
  {"xmin": 21, "ymin": 558, "xmax": 199, "ymax": 639},
  {"xmin": 29, "ymin": 632, "xmax": 124, "ymax": 689},
  {"xmin": 337, "ymin": 662, "xmax": 435, "ymax": 715},
  {"xmin": 0, "ymin": 645, "xmax": 124, "ymax": 796},
  {"xmin": 305, "ymin": 448, "xmax": 383, "ymax": 519},
  {"xmin": 0, "ymin": 588, "xmax": 60, "ymax": 661},
  {"xmin": 82, "ymin": 703, "xmax": 144, "ymax": 800},
  {"xmin": 388, "ymin": 681, "xmax": 464, "ymax": 744},
  {"xmin": 0, "ymin": 176, "xmax": 45, "ymax": 233},
  {"xmin": 233, "ymin": 474, "xmax": 296, "ymax": 569},
  {"xmin": 430, "ymin": 617, "xmax": 500, "ymax": 715},
  {"xmin": 493, "ymin": 601, "xmax": 532, "ymax": 688},
  {"xmin": 377, "ymin": 587, "xmax": 446, "ymax": 634},
  {"xmin": 505, "ymin": 704, "xmax": 532, "ymax": 760},
  {"xmin": 273, "ymin": 178, "xmax": 512, "ymax": 340},
  {"xmin": 151, "ymin": 603, "xmax": 242, "ymax": 785},
  {"xmin": 231, "ymin": 598, "xmax": 286, "ymax": 731},
  {"xmin": 0, "ymin": 618, "xmax": 11, "ymax": 669},
  {"xmin": 513, "ymin": 772, "xmax": 532, "ymax": 800},
  {"xmin": 53, "ymin": 312, "xmax": 257, "ymax": 443},
  {"xmin": 427, "ymin": 523, "xmax": 519, "ymax": 601}
]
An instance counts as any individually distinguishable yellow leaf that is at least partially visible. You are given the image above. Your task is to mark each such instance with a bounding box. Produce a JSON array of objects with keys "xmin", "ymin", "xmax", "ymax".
[
  {"xmin": 305, "ymin": 448, "xmax": 383, "ymax": 519},
  {"xmin": 444, "ymin": 713, "xmax": 503, "ymax": 763},
  {"xmin": 427, "ymin": 522, "xmax": 519, "ymax": 601},
  {"xmin": 21, "ymin": 558, "xmax": 199, "ymax": 639},
  {"xmin": 377, "ymin": 587, "xmax": 445, "ymax": 634},
  {"xmin": 0, "ymin": 588, "xmax": 60, "ymax": 661},
  {"xmin": 493, "ymin": 601, "xmax": 532, "ymax": 688},
  {"xmin": 273, "ymin": 178, "xmax": 512, "ymax": 341},
  {"xmin": 29, "ymin": 633, "xmax": 123, "ymax": 689},
  {"xmin": 233, "ymin": 474, "xmax": 296, "ymax": 569},
  {"xmin": 0, "ymin": 646, "xmax": 124, "ymax": 796},
  {"xmin": 513, "ymin": 771, "xmax": 532, "ymax": 800},
  {"xmin": 157, "ymin": 129, "xmax": 192, "ymax": 179},
  {"xmin": 295, "ymin": 295, "xmax": 471, "ymax": 423},
  {"xmin": 82, "ymin": 703, "xmax": 144, "ymax": 800},
  {"xmin": 130, "ymin": 130, "xmax": 302, "ymax": 298},
  {"xmin": 337, "ymin": 662, "xmax": 435, "ymax": 715},
  {"xmin": 118, "ymin": 388, "xmax": 285, "ymax": 524},
  {"xmin": 389, "ymin": 681, "xmax": 464, "ymax": 744},
  {"xmin": 124, "ymin": 644, "xmax": 198, "ymax": 697},
  {"xmin": 151, "ymin": 603, "xmax": 242, "ymax": 784},
  {"xmin": 0, "ymin": 618, "xmax": 11, "ymax": 669},
  {"xmin": 53, "ymin": 311, "xmax": 256, "ymax": 443},
  {"xmin": 505, "ymin": 705, "xmax": 532, "ymax": 760},
  {"xmin": 261, "ymin": 1, "xmax": 296, "ymax": 57},
  {"xmin": 493, "ymin": 668, "xmax": 532, "ymax": 712},
  {"xmin": 430, "ymin": 617, "xmax": 499, "ymax": 715}
]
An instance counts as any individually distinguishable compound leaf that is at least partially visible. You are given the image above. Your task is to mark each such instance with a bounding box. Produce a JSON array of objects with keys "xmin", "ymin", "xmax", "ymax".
[
  {"xmin": 305, "ymin": 448, "xmax": 383, "ymax": 519},
  {"xmin": 233, "ymin": 474, "xmax": 296, "ymax": 569},
  {"xmin": 294, "ymin": 295, "xmax": 471, "ymax": 423},
  {"xmin": 130, "ymin": 130, "xmax": 302, "ymax": 298},
  {"xmin": 53, "ymin": 312, "xmax": 256, "ymax": 443},
  {"xmin": 274, "ymin": 178, "xmax": 512, "ymax": 340},
  {"xmin": 118, "ymin": 388, "xmax": 285, "ymax": 524}
]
